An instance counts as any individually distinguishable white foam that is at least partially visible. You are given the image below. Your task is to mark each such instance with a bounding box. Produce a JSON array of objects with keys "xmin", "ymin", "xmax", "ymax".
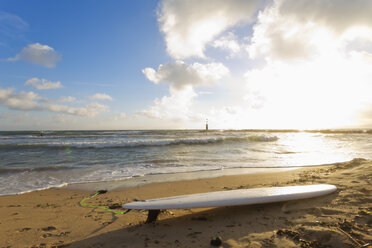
[{"xmin": 1, "ymin": 130, "xmax": 372, "ymax": 196}]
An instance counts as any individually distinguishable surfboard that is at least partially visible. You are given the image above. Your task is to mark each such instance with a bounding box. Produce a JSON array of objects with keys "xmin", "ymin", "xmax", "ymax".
[{"xmin": 123, "ymin": 184, "xmax": 337, "ymax": 222}]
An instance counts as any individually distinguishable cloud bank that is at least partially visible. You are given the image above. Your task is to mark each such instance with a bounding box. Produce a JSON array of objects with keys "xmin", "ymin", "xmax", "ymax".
[
  {"xmin": 144, "ymin": 0, "xmax": 372, "ymax": 128},
  {"xmin": 25, "ymin": 77, "xmax": 62, "ymax": 90},
  {"xmin": 0, "ymin": 88, "xmax": 40, "ymax": 110},
  {"xmin": 241, "ymin": 0, "xmax": 372, "ymax": 128},
  {"xmin": 247, "ymin": 0, "xmax": 372, "ymax": 60},
  {"xmin": 0, "ymin": 87, "xmax": 108, "ymax": 118}
]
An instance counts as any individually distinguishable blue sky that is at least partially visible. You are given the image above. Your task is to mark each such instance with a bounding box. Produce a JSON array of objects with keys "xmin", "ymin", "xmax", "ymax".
[
  {"xmin": 1, "ymin": 0, "xmax": 372, "ymax": 130},
  {"xmin": 1, "ymin": 0, "xmax": 167, "ymax": 109}
]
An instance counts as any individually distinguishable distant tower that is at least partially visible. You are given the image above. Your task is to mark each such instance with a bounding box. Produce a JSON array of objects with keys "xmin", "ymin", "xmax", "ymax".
[{"xmin": 206, "ymin": 119, "xmax": 208, "ymax": 131}]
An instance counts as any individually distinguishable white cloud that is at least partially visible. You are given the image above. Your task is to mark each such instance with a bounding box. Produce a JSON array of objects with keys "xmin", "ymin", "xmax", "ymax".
[
  {"xmin": 47, "ymin": 103, "xmax": 108, "ymax": 117},
  {"xmin": 113, "ymin": 112, "xmax": 126, "ymax": 121},
  {"xmin": 142, "ymin": 86, "xmax": 197, "ymax": 121},
  {"xmin": 89, "ymin": 93, "xmax": 113, "ymax": 101},
  {"xmin": 0, "ymin": 11, "xmax": 28, "ymax": 37},
  {"xmin": 243, "ymin": 54, "xmax": 372, "ymax": 128},
  {"xmin": 0, "ymin": 88, "xmax": 40, "ymax": 110},
  {"xmin": 142, "ymin": 60, "xmax": 229, "ymax": 121},
  {"xmin": 25, "ymin": 77, "xmax": 62, "ymax": 90},
  {"xmin": 240, "ymin": 0, "xmax": 372, "ymax": 128},
  {"xmin": 59, "ymin": 96, "xmax": 76, "ymax": 103},
  {"xmin": 0, "ymin": 87, "xmax": 108, "ymax": 118},
  {"xmin": 207, "ymin": 105, "xmax": 246, "ymax": 128},
  {"xmin": 212, "ymin": 32, "xmax": 242, "ymax": 56},
  {"xmin": 142, "ymin": 0, "xmax": 372, "ymax": 128},
  {"xmin": 8, "ymin": 43, "xmax": 60, "ymax": 67},
  {"xmin": 278, "ymin": 0, "xmax": 372, "ymax": 34},
  {"xmin": 142, "ymin": 60, "xmax": 229, "ymax": 90},
  {"xmin": 158, "ymin": 0, "xmax": 260, "ymax": 59},
  {"xmin": 247, "ymin": 0, "xmax": 372, "ymax": 61},
  {"xmin": 198, "ymin": 91, "xmax": 212, "ymax": 95},
  {"xmin": 247, "ymin": 3, "xmax": 315, "ymax": 60}
]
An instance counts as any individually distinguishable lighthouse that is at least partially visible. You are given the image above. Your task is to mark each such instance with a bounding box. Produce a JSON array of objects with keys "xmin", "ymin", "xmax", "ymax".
[{"xmin": 206, "ymin": 119, "xmax": 208, "ymax": 131}]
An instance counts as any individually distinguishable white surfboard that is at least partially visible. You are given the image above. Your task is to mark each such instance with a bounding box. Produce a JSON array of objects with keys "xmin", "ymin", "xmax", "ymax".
[{"xmin": 123, "ymin": 184, "xmax": 337, "ymax": 210}]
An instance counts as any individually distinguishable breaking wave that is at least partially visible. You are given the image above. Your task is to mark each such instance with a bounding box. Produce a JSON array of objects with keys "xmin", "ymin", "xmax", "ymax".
[
  {"xmin": 0, "ymin": 166, "xmax": 77, "ymax": 174},
  {"xmin": 0, "ymin": 135, "xmax": 278, "ymax": 150}
]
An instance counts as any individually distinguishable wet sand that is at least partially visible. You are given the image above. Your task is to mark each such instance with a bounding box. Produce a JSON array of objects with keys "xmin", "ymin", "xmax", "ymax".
[{"xmin": 0, "ymin": 159, "xmax": 371, "ymax": 248}]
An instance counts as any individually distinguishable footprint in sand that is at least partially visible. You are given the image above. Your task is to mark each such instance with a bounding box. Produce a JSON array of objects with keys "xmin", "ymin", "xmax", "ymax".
[
  {"xmin": 41, "ymin": 231, "xmax": 71, "ymax": 239},
  {"xmin": 41, "ymin": 233, "xmax": 53, "ymax": 238},
  {"xmin": 7, "ymin": 204, "xmax": 22, "ymax": 207},
  {"xmin": 50, "ymin": 241, "xmax": 66, "ymax": 248},
  {"xmin": 319, "ymin": 207, "xmax": 345, "ymax": 215}
]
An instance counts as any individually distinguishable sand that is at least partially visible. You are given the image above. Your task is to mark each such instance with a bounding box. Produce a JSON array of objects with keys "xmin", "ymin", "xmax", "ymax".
[{"xmin": 0, "ymin": 158, "xmax": 371, "ymax": 248}]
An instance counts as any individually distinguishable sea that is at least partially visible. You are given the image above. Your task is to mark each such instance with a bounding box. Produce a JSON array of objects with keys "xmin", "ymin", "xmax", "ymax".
[{"xmin": 0, "ymin": 129, "xmax": 371, "ymax": 196}]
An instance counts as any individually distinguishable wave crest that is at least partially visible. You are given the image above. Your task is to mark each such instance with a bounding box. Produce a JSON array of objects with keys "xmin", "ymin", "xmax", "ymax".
[
  {"xmin": 0, "ymin": 135, "xmax": 278, "ymax": 150},
  {"xmin": 0, "ymin": 166, "xmax": 76, "ymax": 174}
]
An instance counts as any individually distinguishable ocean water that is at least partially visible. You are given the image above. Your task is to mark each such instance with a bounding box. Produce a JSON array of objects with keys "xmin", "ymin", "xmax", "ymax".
[{"xmin": 0, "ymin": 129, "xmax": 371, "ymax": 196}]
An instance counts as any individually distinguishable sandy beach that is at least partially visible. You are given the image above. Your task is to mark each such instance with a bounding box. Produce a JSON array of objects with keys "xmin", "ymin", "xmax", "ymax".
[
  {"xmin": 3, "ymin": 0, "xmax": 372, "ymax": 247},
  {"xmin": 0, "ymin": 158, "xmax": 371, "ymax": 248}
]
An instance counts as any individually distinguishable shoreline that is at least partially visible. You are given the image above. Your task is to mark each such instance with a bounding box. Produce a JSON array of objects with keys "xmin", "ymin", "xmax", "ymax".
[
  {"xmin": 0, "ymin": 158, "xmax": 371, "ymax": 247},
  {"xmin": 65, "ymin": 167, "xmax": 298, "ymax": 193},
  {"xmin": 0, "ymin": 167, "xmax": 299, "ymax": 197},
  {"xmin": 5, "ymin": 160, "xmax": 347, "ymax": 197}
]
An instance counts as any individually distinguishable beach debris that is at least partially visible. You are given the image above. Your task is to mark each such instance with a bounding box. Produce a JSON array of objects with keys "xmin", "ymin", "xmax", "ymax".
[
  {"xmin": 50, "ymin": 242, "xmax": 67, "ymax": 248},
  {"xmin": 210, "ymin": 236, "xmax": 222, "ymax": 246},
  {"xmin": 41, "ymin": 226, "xmax": 56, "ymax": 231},
  {"xmin": 162, "ymin": 209, "xmax": 174, "ymax": 215},
  {"xmin": 337, "ymin": 219, "xmax": 353, "ymax": 232},
  {"xmin": 7, "ymin": 204, "xmax": 22, "ymax": 207},
  {"xmin": 276, "ymin": 229, "xmax": 300, "ymax": 241},
  {"xmin": 41, "ymin": 233, "xmax": 53, "ymax": 238},
  {"xmin": 30, "ymin": 243, "xmax": 48, "ymax": 248},
  {"xmin": 359, "ymin": 208, "xmax": 372, "ymax": 216},
  {"xmin": 187, "ymin": 231, "xmax": 202, "ymax": 238},
  {"xmin": 334, "ymin": 219, "xmax": 367, "ymax": 247},
  {"xmin": 359, "ymin": 243, "xmax": 372, "ymax": 248},
  {"xmin": 35, "ymin": 203, "xmax": 59, "ymax": 208},
  {"xmin": 17, "ymin": 227, "xmax": 31, "ymax": 232},
  {"xmin": 108, "ymin": 203, "xmax": 122, "ymax": 209},
  {"xmin": 355, "ymin": 208, "xmax": 372, "ymax": 226},
  {"xmin": 276, "ymin": 229, "xmax": 323, "ymax": 248},
  {"xmin": 315, "ymin": 218, "xmax": 369, "ymax": 247}
]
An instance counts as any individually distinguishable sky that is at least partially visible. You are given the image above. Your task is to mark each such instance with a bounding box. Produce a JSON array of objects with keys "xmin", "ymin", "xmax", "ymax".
[{"xmin": 1, "ymin": 0, "xmax": 372, "ymax": 130}]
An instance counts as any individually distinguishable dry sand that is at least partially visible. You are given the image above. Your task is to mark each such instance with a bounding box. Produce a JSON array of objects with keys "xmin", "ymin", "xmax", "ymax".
[{"xmin": 0, "ymin": 158, "xmax": 371, "ymax": 248}]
